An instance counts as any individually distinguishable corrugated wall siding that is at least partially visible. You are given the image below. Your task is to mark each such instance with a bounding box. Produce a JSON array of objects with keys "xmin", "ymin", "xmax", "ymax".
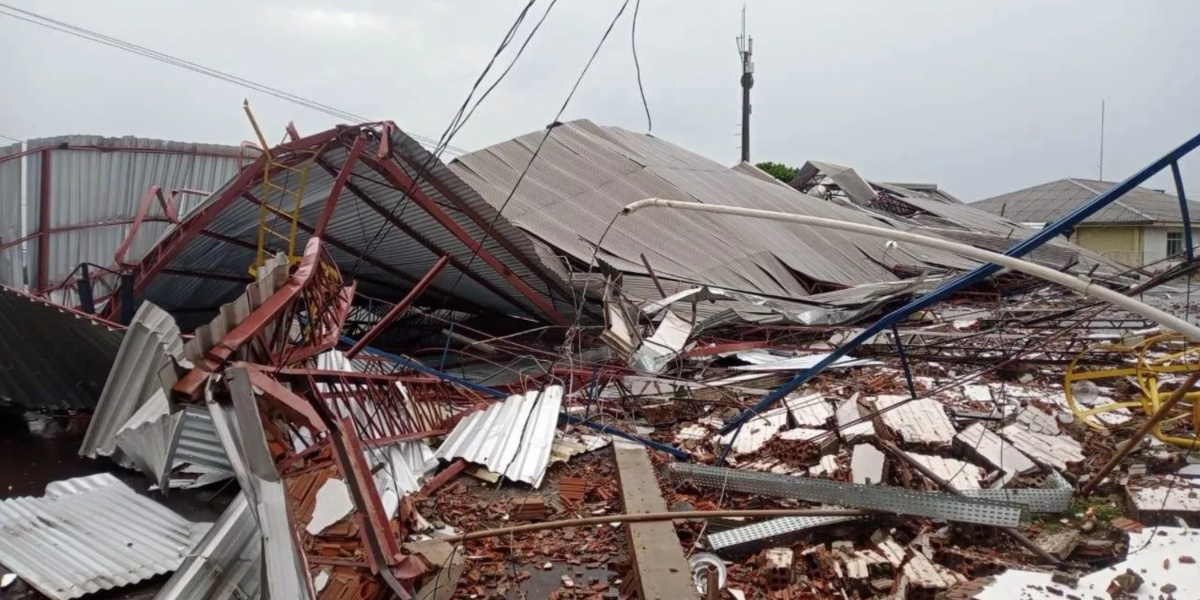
[{"xmin": 2, "ymin": 135, "xmax": 240, "ymax": 293}]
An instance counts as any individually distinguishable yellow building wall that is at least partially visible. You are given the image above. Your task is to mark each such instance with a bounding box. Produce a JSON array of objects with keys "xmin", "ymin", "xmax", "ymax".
[{"xmin": 1073, "ymin": 226, "xmax": 1143, "ymax": 266}]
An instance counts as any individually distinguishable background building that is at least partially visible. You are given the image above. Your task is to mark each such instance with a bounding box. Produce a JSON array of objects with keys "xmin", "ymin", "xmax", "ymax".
[{"xmin": 973, "ymin": 178, "xmax": 1200, "ymax": 267}]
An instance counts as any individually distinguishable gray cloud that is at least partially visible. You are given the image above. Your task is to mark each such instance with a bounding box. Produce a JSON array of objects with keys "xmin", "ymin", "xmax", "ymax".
[{"xmin": 2, "ymin": 0, "xmax": 1197, "ymax": 200}]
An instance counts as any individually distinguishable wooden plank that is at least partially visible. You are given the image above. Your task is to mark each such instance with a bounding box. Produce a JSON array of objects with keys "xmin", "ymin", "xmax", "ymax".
[{"xmin": 613, "ymin": 442, "xmax": 697, "ymax": 600}]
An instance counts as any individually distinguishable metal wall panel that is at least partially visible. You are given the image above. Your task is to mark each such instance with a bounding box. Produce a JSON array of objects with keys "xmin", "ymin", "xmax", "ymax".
[
  {"xmin": 0, "ymin": 142, "xmax": 22, "ymax": 287},
  {"xmin": 17, "ymin": 136, "xmax": 239, "ymax": 291}
]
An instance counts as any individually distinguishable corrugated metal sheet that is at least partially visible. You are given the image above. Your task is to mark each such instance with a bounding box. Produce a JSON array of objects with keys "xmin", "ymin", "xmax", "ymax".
[
  {"xmin": 174, "ymin": 406, "xmax": 234, "ymax": 475},
  {"xmin": 0, "ymin": 473, "xmax": 211, "ymax": 600},
  {"xmin": 435, "ymin": 385, "xmax": 564, "ymax": 487},
  {"xmin": 80, "ymin": 300, "xmax": 182, "ymax": 458},
  {"xmin": 18, "ymin": 135, "xmax": 240, "ymax": 291},
  {"xmin": 449, "ymin": 120, "xmax": 981, "ymax": 299},
  {"xmin": 0, "ymin": 142, "xmax": 22, "ymax": 288},
  {"xmin": 0, "ymin": 284, "xmax": 124, "ymax": 410},
  {"xmin": 155, "ymin": 492, "xmax": 263, "ymax": 600},
  {"xmin": 143, "ymin": 127, "xmax": 574, "ymax": 325},
  {"xmin": 113, "ymin": 390, "xmax": 184, "ymax": 487}
]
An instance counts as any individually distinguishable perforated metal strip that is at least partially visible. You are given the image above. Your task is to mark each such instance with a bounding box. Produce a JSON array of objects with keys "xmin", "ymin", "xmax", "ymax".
[
  {"xmin": 708, "ymin": 515, "xmax": 860, "ymax": 554},
  {"xmin": 670, "ymin": 463, "xmax": 1028, "ymax": 527}
]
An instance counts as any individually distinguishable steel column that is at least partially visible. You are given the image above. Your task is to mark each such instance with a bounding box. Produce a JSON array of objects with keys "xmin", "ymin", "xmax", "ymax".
[
  {"xmin": 366, "ymin": 156, "xmax": 571, "ymax": 325},
  {"xmin": 346, "ymin": 255, "xmax": 449, "ymax": 359},
  {"xmin": 314, "ymin": 136, "xmax": 365, "ymax": 237},
  {"xmin": 1171, "ymin": 162, "xmax": 1194, "ymax": 262},
  {"xmin": 718, "ymin": 131, "xmax": 1200, "ymax": 434},
  {"xmin": 35, "ymin": 150, "xmax": 51, "ymax": 292}
]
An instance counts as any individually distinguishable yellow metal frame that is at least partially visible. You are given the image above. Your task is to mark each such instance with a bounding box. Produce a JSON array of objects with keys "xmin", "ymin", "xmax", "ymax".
[
  {"xmin": 243, "ymin": 101, "xmax": 322, "ymax": 277},
  {"xmin": 1063, "ymin": 333, "xmax": 1200, "ymax": 447}
]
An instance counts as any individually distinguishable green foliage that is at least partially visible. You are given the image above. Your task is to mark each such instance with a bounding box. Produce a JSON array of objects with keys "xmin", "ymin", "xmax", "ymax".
[{"xmin": 755, "ymin": 161, "xmax": 798, "ymax": 183}]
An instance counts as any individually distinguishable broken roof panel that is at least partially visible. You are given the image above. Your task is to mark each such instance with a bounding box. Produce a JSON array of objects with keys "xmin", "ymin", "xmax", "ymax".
[
  {"xmin": 136, "ymin": 124, "xmax": 575, "ymax": 327},
  {"xmin": 449, "ymin": 120, "xmax": 980, "ymax": 298},
  {"xmin": 0, "ymin": 285, "xmax": 125, "ymax": 411},
  {"xmin": 973, "ymin": 178, "xmax": 1200, "ymax": 226},
  {"xmin": 0, "ymin": 473, "xmax": 211, "ymax": 600}
]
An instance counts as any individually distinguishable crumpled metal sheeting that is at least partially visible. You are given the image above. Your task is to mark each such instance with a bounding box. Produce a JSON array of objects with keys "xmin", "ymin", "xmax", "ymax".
[
  {"xmin": 155, "ymin": 492, "xmax": 263, "ymax": 600},
  {"xmin": 435, "ymin": 385, "xmax": 565, "ymax": 487},
  {"xmin": 449, "ymin": 119, "xmax": 977, "ymax": 299},
  {"xmin": 113, "ymin": 398, "xmax": 186, "ymax": 488},
  {"xmin": 0, "ymin": 285, "xmax": 124, "ymax": 411},
  {"xmin": 0, "ymin": 473, "xmax": 211, "ymax": 600},
  {"xmin": 212, "ymin": 370, "xmax": 315, "ymax": 600},
  {"xmin": 80, "ymin": 300, "xmax": 183, "ymax": 459}
]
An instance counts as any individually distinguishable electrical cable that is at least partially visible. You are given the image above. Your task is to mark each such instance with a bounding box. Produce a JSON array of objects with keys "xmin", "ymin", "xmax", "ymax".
[
  {"xmin": 0, "ymin": 3, "xmax": 465, "ymax": 154},
  {"xmin": 630, "ymin": 0, "xmax": 652, "ymax": 131}
]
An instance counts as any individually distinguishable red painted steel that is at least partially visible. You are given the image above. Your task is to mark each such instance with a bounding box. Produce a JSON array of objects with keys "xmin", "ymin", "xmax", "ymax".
[
  {"xmin": 35, "ymin": 150, "xmax": 51, "ymax": 292},
  {"xmin": 314, "ymin": 135, "xmax": 365, "ymax": 237},
  {"xmin": 346, "ymin": 255, "xmax": 450, "ymax": 359},
  {"xmin": 115, "ymin": 186, "xmax": 181, "ymax": 267},
  {"xmin": 369, "ymin": 156, "xmax": 570, "ymax": 325}
]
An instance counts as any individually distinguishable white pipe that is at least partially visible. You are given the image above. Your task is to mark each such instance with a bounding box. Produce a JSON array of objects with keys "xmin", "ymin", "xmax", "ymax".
[{"xmin": 622, "ymin": 198, "xmax": 1200, "ymax": 342}]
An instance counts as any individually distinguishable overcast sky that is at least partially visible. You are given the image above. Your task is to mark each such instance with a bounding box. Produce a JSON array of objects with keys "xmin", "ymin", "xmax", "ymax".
[{"xmin": 2, "ymin": 0, "xmax": 1198, "ymax": 200}]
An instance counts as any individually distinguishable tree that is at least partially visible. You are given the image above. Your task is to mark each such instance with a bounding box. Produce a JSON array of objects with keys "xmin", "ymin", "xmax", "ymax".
[{"xmin": 755, "ymin": 161, "xmax": 798, "ymax": 183}]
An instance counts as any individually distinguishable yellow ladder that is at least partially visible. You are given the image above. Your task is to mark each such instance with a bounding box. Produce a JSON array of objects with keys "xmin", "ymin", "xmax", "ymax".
[{"xmin": 244, "ymin": 101, "xmax": 314, "ymax": 277}]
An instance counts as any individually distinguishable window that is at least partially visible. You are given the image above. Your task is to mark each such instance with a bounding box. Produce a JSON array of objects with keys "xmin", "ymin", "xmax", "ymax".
[{"xmin": 1167, "ymin": 231, "xmax": 1185, "ymax": 257}]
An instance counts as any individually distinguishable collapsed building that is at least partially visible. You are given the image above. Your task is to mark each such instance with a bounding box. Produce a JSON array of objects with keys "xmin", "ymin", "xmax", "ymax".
[{"xmin": 0, "ymin": 119, "xmax": 1199, "ymax": 599}]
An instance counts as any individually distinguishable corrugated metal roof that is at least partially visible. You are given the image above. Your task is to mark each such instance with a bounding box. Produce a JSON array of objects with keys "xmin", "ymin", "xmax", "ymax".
[
  {"xmin": 7, "ymin": 136, "xmax": 240, "ymax": 293},
  {"xmin": 973, "ymin": 178, "xmax": 1200, "ymax": 226},
  {"xmin": 80, "ymin": 300, "xmax": 182, "ymax": 458},
  {"xmin": 0, "ymin": 473, "xmax": 211, "ymax": 600},
  {"xmin": 449, "ymin": 120, "xmax": 982, "ymax": 298},
  {"xmin": 435, "ymin": 385, "xmax": 564, "ymax": 487},
  {"xmin": 155, "ymin": 492, "xmax": 263, "ymax": 600},
  {"xmin": 0, "ymin": 284, "xmax": 124, "ymax": 411},
  {"xmin": 143, "ymin": 126, "xmax": 574, "ymax": 324}
]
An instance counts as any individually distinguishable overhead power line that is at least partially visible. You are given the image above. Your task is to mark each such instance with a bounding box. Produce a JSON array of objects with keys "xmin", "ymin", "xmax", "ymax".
[{"xmin": 0, "ymin": 3, "xmax": 468, "ymax": 155}]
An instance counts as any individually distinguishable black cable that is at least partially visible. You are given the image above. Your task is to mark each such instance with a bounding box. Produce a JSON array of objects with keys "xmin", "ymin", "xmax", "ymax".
[
  {"xmin": 431, "ymin": 0, "xmax": 634, "ymax": 321},
  {"xmin": 630, "ymin": 0, "xmax": 652, "ymax": 131},
  {"xmin": 0, "ymin": 3, "xmax": 464, "ymax": 155},
  {"xmin": 0, "ymin": 132, "xmax": 21, "ymax": 143},
  {"xmin": 345, "ymin": 0, "xmax": 541, "ymax": 282}
]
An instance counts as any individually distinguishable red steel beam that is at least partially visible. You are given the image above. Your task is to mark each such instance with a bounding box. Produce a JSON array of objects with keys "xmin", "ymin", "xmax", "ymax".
[
  {"xmin": 364, "ymin": 155, "xmax": 571, "ymax": 325},
  {"xmin": 346, "ymin": 255, "xmax": 449, "ymax": 359},
  {"xmin": 0, "ymin": 217, "xmax": 178, "ymax": 252},
  {"xmin": 239, "ymin": 191, "xmax": 486, "ymax": 314},
  {"xmin": 330, "ymin": 169, "xmax": 544, "ymax": 321},
  {"xmin": 314, "ymin": 135, "xmax": 365, "ymax": 237},
  {"xmin": 237, "ymin": 362, "xmax": 328, "ymax": 433},
  {"xmin": 35, "ymin": 150, "xmax": 51, "ymax": 292},
  {"xmin": 387, "ymin": 128, "xmax": 588, "ymax": 317},
  {"xmin": 172, "ymin": 238, "xmax": 323, "ymax": 400},
  {"xmin": 115, "ymin": 186, "xmax": 179, "ymax": 267},
  {"xmin": 132, "ymin": 126, "xmax": 345, "ymax": 298}
]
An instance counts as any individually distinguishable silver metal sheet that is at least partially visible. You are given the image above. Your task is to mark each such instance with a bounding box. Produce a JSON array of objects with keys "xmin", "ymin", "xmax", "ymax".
[
  {"xmin": 80, "ymin": 301, "xmax": 182, "ymax": 458},
  {"xmin": 15, "ymin": 135, "xmax": 240, "ymax": 294},
  {"xmin": 670, "ymin": 463, "xmax": 1028, "ymax": 527},
  {"xmin": 0, "ymin": 473, "xmax": 211, "ymax": 600},
  {"xmin": 155, "ymin": 492, "xmax": 262, "ymax": 600},
  {"xmin": 449, "ymin": 120, "xmax": 977, "ymax": 297},
  {"xmin": 434, "ymin": 385, "xmax": 564, "ymax": 487},
  {"xmin": 0, "ymin": 285, "xmax": 125, "ymax": 411}
]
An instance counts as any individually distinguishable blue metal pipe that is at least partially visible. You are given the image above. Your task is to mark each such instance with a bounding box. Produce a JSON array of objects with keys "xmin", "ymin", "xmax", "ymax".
[
  {"xmin": 1171, "ymin": 162, "xmax": 1194, "ymax": 262},
  {"xmin": 720, "ymin": 131, "xmax": 1200, "ymax": 435},
  {"xmin": 560, "ymin": 412, "xmax": 691, "ymax": 460},
  {"xmin": 338, "ymin": 334, "xmax": 506, "ymax": 398},
  {"xmin": 892, "ymin": 325, "xmax": 916, "ymax": 399}
]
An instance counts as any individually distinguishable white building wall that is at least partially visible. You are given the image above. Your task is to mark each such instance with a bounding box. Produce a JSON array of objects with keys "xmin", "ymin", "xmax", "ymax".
[{"xmin": 1142, "ymin": 226, "xmax": 1200, "ymax": 265}]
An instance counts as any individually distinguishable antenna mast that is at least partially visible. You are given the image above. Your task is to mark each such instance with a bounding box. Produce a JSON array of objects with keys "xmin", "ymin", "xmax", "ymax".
[{"xmin": 737, "ymin": 5, "xmax": 754, "ymax": 163}]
